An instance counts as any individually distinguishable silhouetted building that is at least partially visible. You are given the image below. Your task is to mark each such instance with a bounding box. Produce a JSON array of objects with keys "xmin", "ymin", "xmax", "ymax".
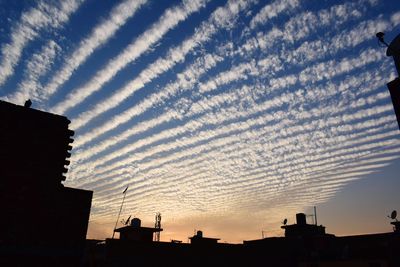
[
  {"xmin": 189, "ymin": 230, "xmax": 220, "ymax": 245},
  {"xmin": 0, "ymin": 100, "xmax": 92, "ymax": 266},
  {"xmin": 387, "ymin": 78, "xmax": 400, "ymax": 130},
  {"xmin": 92, "ymin": 210, "xmax": 400, "ymax": 267},
  {"xmin": 105, "ymin": 228, "xmax": 239, "ymax": 267},
  {"xmin": 281, "ymin": 213, "xmax": 327, "ymax": 238},
  {"xmin": 379, "ymin": 32, "xmax": 400, "ymax": 130},
  {"xmin": 243, "ymin": 212, "xmax": 400, "ymax": 267},
  {"xmin": 114, "ymin": 218, "xmax": 163, "ymax": 242}
]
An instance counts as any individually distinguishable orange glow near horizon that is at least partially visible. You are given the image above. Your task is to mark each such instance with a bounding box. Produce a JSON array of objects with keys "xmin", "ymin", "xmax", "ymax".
[{"xmin": 86, "ymin": 208, "xmax": 396, "ymax": 243}]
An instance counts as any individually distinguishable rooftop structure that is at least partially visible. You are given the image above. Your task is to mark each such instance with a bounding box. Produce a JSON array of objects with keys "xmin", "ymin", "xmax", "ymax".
[
  {"xmin": 114, "ymin": 218, "xmax": 163, "ymax": 242},
  {"xmin": 102, "ymin": 210, "xmax": 400, "ymax": 267},
  {"xmin": 281, "ymin": 213, "xmax": 328, "ymax": 238},
  {"xmin": 189, "ymin": 230, "xmax": 220, "ymax": 245}
]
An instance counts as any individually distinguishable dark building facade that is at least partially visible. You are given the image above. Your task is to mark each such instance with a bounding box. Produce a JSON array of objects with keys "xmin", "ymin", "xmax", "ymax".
[
  {"xmin": 382, "ymin": 33, "xmax": 400, "ymax": 129},
  {"xmin": 0, "ymin": 100, "xmax": 92, "ymax": 266}
]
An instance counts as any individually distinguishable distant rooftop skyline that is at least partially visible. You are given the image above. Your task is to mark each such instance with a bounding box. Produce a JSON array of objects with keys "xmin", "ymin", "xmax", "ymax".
[{"xmin": 0, "ymin": 0, "xmax": 399, "ymax": 242}]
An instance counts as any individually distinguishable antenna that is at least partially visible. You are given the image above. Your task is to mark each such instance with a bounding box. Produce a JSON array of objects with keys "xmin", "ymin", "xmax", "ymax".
[
  {"xmin": 261, "ymin": 230, "xmax": 266, "ymax": 239},
  {"xmin": 120, "ymin": 216, "xmax": 131, "ymax": 225},
  {"xmin": 376, "ymin": 32, "xmax": 389, "ymax": 47},
  {"xmin": 306, "ymin": 214, "xmax": 314, "ymax": 225},
  {"xmin": 154, "ymin": 212, "xmax": 161, "ymax": 242},
  {"xmin": 112, "ymin": 185, "xmax": 129, "ymax": 239},
  {"xmin": 125, "ymin": 215, "xmax": 132, "ymax": 225},
  {"xmin": 377, "ymin": 32, "xmax": 400, "ymax": 77},
  {"xmin": 314, "ymin": 206, "xmax": 318, "ymax": 226}
]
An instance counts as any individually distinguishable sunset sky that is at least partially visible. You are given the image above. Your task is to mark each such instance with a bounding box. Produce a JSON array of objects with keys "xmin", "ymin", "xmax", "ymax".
[{"xmin": 1, "ymin": 0, "xmax": 400, "ymax": 243}]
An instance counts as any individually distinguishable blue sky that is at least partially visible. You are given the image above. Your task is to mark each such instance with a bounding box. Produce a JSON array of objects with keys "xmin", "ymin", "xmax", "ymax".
[{"xmin": 1, "ymin": 0, "xmax": 400, "ymax": 242}]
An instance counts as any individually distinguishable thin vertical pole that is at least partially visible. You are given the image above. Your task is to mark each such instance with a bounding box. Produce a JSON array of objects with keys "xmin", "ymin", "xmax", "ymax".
[
  {"xmin": 112, "ymin": 186, "xmax": 128, "ymax": 239},
  {"xmin": 314, "ymin": 206, "xmax": 318, "ymax": 226}
]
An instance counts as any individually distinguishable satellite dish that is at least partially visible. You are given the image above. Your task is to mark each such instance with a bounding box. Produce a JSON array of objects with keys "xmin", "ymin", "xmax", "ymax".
[
  {"xmin": 283, "ymin": 218, "xmax": 287, "ymax": 225},
  {"xmin": 125, "ymin": 215, "xmax": 132, "ymax": 225},
  {"xmin": 390, "ymin": 210, "xmax": 397, "ymax": 220}
]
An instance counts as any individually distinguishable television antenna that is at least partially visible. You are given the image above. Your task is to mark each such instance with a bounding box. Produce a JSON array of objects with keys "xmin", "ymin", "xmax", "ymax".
[
  {"xmin": 261, "ymin": 230, "xmax": 267, "ymax": 239},
  {"xmin": 376, "ymin": 32, "xmax": 389, "ymax": 47},
  {"xmin": 306, "ymin": 214, "xmax": 315, "ymax": 224},
  {"xmin": 112, "ymin": 185, "xmax": 129, "ymax": 239},
  {"xmin": 376, "ymin": 32, "xmax": 400, "ymax": 77},
  {"xmin": 154, "ymin": 212, "xmax": 162, "ymax": 242},
  {"xmin": 122, "ymin": 215, "xmax": 131, "ymax": 225},
  {"xmin": 306, "ymin": 206, "xmax": 318, "ymax": 225}
]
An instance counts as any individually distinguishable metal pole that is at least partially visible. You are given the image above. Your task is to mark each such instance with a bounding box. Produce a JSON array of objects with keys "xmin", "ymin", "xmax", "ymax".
[
  {"xmin": 112, "ymin": 187, "xmax": 128, "ymax": 239},
  {"xmin": 314, "ymin": 206, "xmax": 318, "ymax": 226}
]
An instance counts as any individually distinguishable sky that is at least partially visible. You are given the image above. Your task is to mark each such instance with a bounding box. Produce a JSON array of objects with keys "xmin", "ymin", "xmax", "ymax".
[{"xmin": 1, "ymin": 0, "xmax": 400, "ymax": 243}]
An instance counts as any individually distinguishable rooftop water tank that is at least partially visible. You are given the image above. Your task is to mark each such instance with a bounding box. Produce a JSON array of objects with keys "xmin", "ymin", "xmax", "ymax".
[
  {"xmin": 131, "ymin": 218, "xmax": 141, "ymax": 228},
  {"xmin": 196, "ymin": 230, "xmax": 203, "ymax": 238},
  {"xmin": 296, "ymin": 213, "xmax": 307, "ymax": 225}
]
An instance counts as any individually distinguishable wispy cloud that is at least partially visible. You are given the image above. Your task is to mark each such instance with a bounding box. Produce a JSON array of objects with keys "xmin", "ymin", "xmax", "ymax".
[
  {"xmin": 0, "ymin": 0, "xmax": 83, "ymax": 87},
  {"xmin": 391, "ymin": 11, "xmax": 400, "ymax": 26},
  {"xmin": 69, "ymin": 0, "xmax": 367, "ymax": 156},
  {"xmin": 249, "ymin": 0, "xmax": 300, "ymax": 29},
  {"xmin": 51, "ymin": 0, "xmax": 210, "ymax": 115},
  {"xmin": 4, "ymin": 40, "xmax": 60, "ymax": 105},
  {"xmin": 67, "ymin": 0, "xmax": 257, "ymax": 129},
  {"xmin": 65, "ymin": 0, "xmax": 400, "ymax": 236},
  {"xmin": 70, "ymin": 42, "xmax": 388, "ymax": 169},
  {"xmin": 82, "ymin": 102, "xmax": 395, "ymax": 199},
  {"xmin": 68, "ymin": 63, "xmax": 393, "ymax": 189},
  {"xmin": 2, "ymin": 0, "xmax": 399, "ymax": 239},
  {"xmin": 72, "ymin": 53, "xmax": 222, "ymax": 149},
  {"xmin": 89, "ymin": 130, "xmax": 400, "ymax": 217},
  {"xmin": 83, "ymin": 101, "xmax": 396, "ymax": 189},
  {"xmin": 39, "ymin": 0, "xmax": 147, "ymax": 102},
  {"xmin": 240, "ymin": 0, "xmax": 377, "ymax": 59}
]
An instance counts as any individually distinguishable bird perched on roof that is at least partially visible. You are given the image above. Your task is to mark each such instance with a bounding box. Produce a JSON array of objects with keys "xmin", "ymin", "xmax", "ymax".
[{"xmin": 24, "ymin": 99, "xmax": 32, "ymax": 108}]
